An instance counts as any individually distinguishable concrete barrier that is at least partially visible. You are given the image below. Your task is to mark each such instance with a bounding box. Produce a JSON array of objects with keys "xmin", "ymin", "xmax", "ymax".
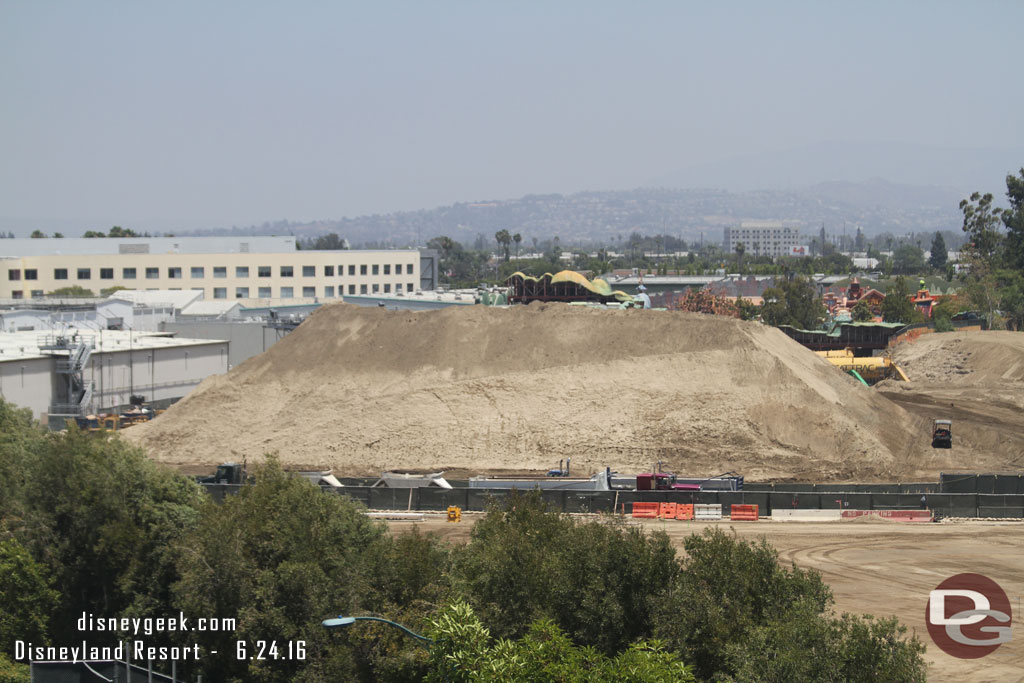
[
  {"xmin": 771, "ymin": 509, "xmax": 842, "ymax": 522},
  {"xmin": 694, "ymin": 504, "xmax": 722, "ymax": 520}
]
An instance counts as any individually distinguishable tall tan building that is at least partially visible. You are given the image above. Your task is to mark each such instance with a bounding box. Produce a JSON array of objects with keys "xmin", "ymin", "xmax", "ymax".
[
  {"xmin": 723, "ymin": 221, "xmax": 802, "ymax": 258},
  {"xmin": 1, "ymin": 237, "xmax": 430, "ymax": 303}
]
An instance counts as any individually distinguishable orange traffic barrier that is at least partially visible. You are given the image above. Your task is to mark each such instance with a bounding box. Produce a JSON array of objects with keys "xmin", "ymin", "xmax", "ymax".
[
  {"xmin": 659, "ymin": 502, "xmax": 678, "ymax": 519},
  {"xmin": 632, "ymin": 502, "xmax": 660, "ymax": 519},
  {"xmin": 730, "ymin": 504, "xmax": 759, "ymax": 521},
  {"xmin": 675, "ymin": 504, "xmax": 694, "ymax": 520}
]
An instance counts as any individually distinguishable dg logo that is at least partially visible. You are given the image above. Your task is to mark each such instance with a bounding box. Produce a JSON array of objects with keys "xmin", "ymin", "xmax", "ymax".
[{"xmin": 927, "ymin": 573, "xmax": 1012, "ymax": 659}]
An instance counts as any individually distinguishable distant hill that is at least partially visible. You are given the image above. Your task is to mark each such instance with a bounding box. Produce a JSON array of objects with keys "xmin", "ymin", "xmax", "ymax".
[
  {"xmin": 649, "ymin": 140, "xmax": 1024, "ymax": 196},
  {"xmin": 187, "ymin": 181, "xmax": 965, "ymax": 247}
]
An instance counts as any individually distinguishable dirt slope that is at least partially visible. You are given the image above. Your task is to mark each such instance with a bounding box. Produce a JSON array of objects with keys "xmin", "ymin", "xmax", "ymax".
[
  {"xmin": 878, "ymin": 331, "xmax": 1024, "ymax": 470},
  {"xmin": 127, "ymin": 303, "xmax": 954, "ymax": 481}
]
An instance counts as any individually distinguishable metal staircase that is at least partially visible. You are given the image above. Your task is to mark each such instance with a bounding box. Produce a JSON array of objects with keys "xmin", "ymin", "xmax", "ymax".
[{"xmin": 38, "ymin": 334, "xmax": 95, "ymax": 427}]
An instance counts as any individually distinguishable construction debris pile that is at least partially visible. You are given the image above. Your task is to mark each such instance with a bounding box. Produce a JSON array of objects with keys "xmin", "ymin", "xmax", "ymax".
[{"xmin": 126, "ymin": 304, "xmax": 1023, "ymax": 482}]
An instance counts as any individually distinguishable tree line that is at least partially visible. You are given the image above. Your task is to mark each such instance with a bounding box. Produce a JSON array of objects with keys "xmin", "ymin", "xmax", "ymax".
[{"xmin": 0, "ymin": 399, "xmax": 926, "ymax": 682}]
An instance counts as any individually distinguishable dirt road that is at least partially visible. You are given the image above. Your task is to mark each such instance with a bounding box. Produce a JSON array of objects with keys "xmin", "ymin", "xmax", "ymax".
[{"xmin": 393, "ymin": 516, "xmax": 1023, "ymax": 683}]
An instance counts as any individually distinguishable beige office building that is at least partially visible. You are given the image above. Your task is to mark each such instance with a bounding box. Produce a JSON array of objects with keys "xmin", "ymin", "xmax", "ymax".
[
  {"xmin": 1, "ymin": 237, "xmax": 427, "ymax": 303},
  {"xmin": 723, "ymin": 221, "xmax": 802, "ymax": 258}
]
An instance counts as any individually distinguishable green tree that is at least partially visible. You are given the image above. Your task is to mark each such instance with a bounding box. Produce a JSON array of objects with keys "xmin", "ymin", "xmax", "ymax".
[
  {"xmin": 46, "ymin": 285, "xmax": 95, "ymax": 297},
  {"xmin": 426, "ymin": 601, "xmax": 695, "ymax": 683},
  {"xmin": 1002, "ymin": 167, "xmax": 1024, "ymax": 271},
  {"xmin": 851, "ymin": 299, "xmax": 875, "ymax": 322},
  {"xmin": 107, "ymin": 226, "xmax": 139, "ymax": 238},
  {"xmin": 0, "ymin": 537, "xmax": 59, "ymax": 655},
  {"xmin": 929, "ymin": 232, "xmax": 948, "ymax": 269},
  {"xmin": 100, "ymin": 285, "xmax": 131, "ymax": 297},
  {"xmin": 881, "ymin": 277, "xmax": 916, "ymax": 323},
  {"xmin": 173, "ymin": 457, "xmax": 407, "ymax": 682},
  {"xmin": 53, "ymin": 232, "xmax": 64, "ymax": 238},
  {"xmin": 17, "ymin": 429, "xmax": 204, "ymax": 643},
  {"xmin": 82, "ymin": 230, "xmax": 106, "ymax": 238},
  {"xmin": 512, "ymin": 232, "xmax": 522, "ymax": 260},
  {"xmin": 494, "ymin": 230, "xmax": 512, "ymax": 261},
  {"xmin": 724, "ymin": 601, "xmax": 926, "ymax": 682},
  {"xmin": 29, "ymin": 230, "xmax": 45, "ymax": 238},
  {"xmin": 892, "ymin": 244, "xmax": 926, "ymax": 274},
  {"xmin": 652, "ymin": 528, "xmax": 832, "ymax": 681},
  {"xmin": 759, "ymin": 277, "xmax": 825, "ymax": 329},
  {"xmin": 453, "ymin": 491, "xmax": 678, "ymax": 655},
  {"xmin": 960, "ymin": 191, "xmax": 1004, "ymax": 263}
]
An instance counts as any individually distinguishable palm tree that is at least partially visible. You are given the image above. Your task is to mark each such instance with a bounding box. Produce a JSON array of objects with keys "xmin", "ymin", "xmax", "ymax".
[
  {"xmin": 494, "ymin": 230, "xmax": 512, "ymax": 261},
  {"xmin": 513, "ymin": 233, "xmax": 522, "ymax": 260}
]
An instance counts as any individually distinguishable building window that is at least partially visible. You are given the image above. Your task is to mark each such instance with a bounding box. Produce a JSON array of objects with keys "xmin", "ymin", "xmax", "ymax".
[
  {"xmin": 372, "ymin": 283, "xmax": 379, "ymax": 293},
  {"xmin": 168, "ymin": 267, "xmax": 182, "ymax": 279},
  {"xmin": 325, "ymin": 286, "xmax": 334, "ymax": 297},
  {"xmin": 214, "ymin": 266, "xmax": 227, "ymax": 278},
  {"xmin": 280, "ymin": 266, "xmax": 293, "ymax": 277},
  {"xmin": 408, "ymin": 282, "xmax": 414, "ymax": 291},
  {"xmin": 11, "ymin": 290, "xmax": 22, "ymax": 299},
  {"xmin": 258, "ymin": 286, "xmax": 271, "ymax": 298},
  {"xmin": 383, "ymin": 264, "xmax": 391, "ymax": 275},
  {"xmin": 25, "ymin": 269, "xmax": 37, "ymax": 280},
  {"xmin": 372, "ymin": 264, "xmax": 379, "ymax": 275},
  {"xmin": 360, "ymin": 284, "xmax": 367, "ymax": 294},
  {"xmin": 383, "ymin": 283, "xmax": 391, "ymax": 293},
  {"xmin": 396, "ymin": 283, "xmax": 403, "ymax": 292},
  {"xmin": 31, "ymin": 290, "xmax": 43, "ymax": 298},
  {"xmin": 77, "ymin": 268, "xmax": 91, "ymax": 279},
  {"xmin": 191, "ymin": 266, "xmax": 205, "ymax": 278},
  {"xmin": 100, "ymin": 268, "xmax": 114, "ymax": 279},
  {"xmin": 348, "ymin": 284, "xmax": 355, "ymax": 295},
  {"xmin": 54, "ymin": 268, "xmax": 68, "ymax": 280},
  {"xmin": 302, "ymin": 265, "xmax": 315, "ymax": 277},
  {"xmin": 280, "ymin": 286, "xmax": 293, "ymax": 298},
  {"xmin": 146, "ymin": 267, "xmax": 159, "ymax": 279},
  {"xmin": 236, "ymin": 266, "xmax": 249, "ymax": 278},
  {"xmin": 8, "ymin": 269, "xmax": 20, "ymax": 281},
  {"xmin": 324, "ymin": 265, "xmax": 334, "ymax": 276},
  {"xmin": 258, "ymin": 266, "xmax": 271, "ymax": 278},
  {"xmin": 213, "ymin": 287, "xmax": 227, "ymax": 299},
  {"xmin": 408, "ymin": 264, "xmax": 414, "ymax": 273},
  {"xmin": 303, "ymin": 286, "xmax": 315, "ymax": 298},
  {"xmin": 123, "ymin": 267, "xmax": 136, "ymax": 279},
  {"xmin": 236, "ymin": 287, "xmax": 249, "ymax": 298},
  {"xmin": 396, "ymin": 264, "xmax": 403, "ymax": 275},
  {"xmin": 349, "ymin": 265, "xmax": 356, "ymax": 276}
]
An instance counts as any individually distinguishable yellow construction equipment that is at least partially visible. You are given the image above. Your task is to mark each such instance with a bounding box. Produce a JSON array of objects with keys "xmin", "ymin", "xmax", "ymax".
[{"xmin": 815, "ymin": 348, "xmax": 909, "ymax": 384}]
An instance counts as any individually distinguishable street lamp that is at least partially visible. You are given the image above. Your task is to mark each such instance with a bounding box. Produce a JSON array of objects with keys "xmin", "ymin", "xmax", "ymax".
[{"xmin": 322, "ymin": 616, "xmax": 433, "ymax": 649}]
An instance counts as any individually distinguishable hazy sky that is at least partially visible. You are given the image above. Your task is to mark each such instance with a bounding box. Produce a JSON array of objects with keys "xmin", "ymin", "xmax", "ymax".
[{"xmin": 1, "ymin": 1, "xmax": 1021, "ymax": 234}]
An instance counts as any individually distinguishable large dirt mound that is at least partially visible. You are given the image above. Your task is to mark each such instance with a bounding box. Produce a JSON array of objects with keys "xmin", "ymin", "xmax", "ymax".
[
  {"xmin": 128, "ymin": 303, "xmax": 949, "ymax": 481},
  {"xmin": 878, "ymin": 331, "xmax": 1024, "ymax": 468}
]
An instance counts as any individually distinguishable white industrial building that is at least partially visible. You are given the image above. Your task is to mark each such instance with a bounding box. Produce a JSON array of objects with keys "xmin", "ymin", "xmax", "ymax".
[{"xmin": 0, "ymin": 329, "xmax": 228, "ymax": 428}]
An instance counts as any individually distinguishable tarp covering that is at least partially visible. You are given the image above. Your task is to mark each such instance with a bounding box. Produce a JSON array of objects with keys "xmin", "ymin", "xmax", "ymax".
[{"xmin": 506, "ymin": 271, "xmax": 636, "ymax": 304}]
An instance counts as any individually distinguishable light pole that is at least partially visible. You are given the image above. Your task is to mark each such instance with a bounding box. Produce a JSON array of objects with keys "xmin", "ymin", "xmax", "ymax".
[{"xmin": 321, "ymin": 616, "xmax": 433, "ymax": 650}]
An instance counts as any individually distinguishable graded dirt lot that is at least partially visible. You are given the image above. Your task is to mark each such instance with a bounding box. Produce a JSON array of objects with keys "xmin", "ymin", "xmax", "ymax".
[
  {"xmin": 879, "ymin": 331, "xmax": 1024, "ymax": 469},
  {"xmin": 395, "ymin": 516, "xmax": 1023, "ymax": 683},
  {"xmin": 126, "ymin": 304, "xmax": 1023, "ymax": 481}
]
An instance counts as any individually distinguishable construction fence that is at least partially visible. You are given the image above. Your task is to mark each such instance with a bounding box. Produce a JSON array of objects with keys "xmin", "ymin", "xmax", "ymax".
[{"xmin": 200, "ymin": 484, "xmax": 1024, "ymax": 518}]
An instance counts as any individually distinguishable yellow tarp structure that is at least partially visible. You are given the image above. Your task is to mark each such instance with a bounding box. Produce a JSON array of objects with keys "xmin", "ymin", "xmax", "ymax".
[{"xmin": 508, "ymin": 270, "xmax": 636, "ymax": 303}]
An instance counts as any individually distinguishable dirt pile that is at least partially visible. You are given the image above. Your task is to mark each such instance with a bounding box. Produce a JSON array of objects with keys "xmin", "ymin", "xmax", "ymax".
[
  {"xmin": 128, "ymin": 303, "xmax": 947, "ymax": 481},
  {"xmin": 878, "ymin": 331, "xmax": 1024, "ymax": 469}
]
